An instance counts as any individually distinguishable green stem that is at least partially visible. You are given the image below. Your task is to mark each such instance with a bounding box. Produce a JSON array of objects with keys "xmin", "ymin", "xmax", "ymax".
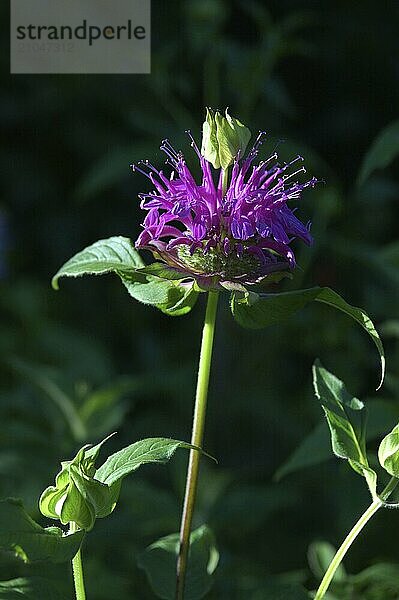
[
  {"xmin": 70, "ymin": 522, "xmax": 87, "ymax": 600},
  {"xmin": 176, "ymin": 291, "xmax": 219, "ymax": 600},
  {"xmin": 221, "ymin": 168, "xmax": 229, "ymax": 196},
  {"xmin": 314, "ymin": 477, "xmax": 399, "ymax": 599}
]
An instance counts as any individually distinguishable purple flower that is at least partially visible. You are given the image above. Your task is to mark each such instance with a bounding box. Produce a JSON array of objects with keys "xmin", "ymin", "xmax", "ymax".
[{"xmin": 132, "ymin": 132, "xmax": 317, "ymax": 286}]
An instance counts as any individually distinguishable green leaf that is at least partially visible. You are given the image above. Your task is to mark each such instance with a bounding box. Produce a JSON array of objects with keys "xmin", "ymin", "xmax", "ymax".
[
  {"xmin": 95, "ymin": 438, "xmax": 200, "ymax": 487},
  {"xmin": 231, "ymin": 286, "xmax": 385, "ymax": 388},
  {"xmin": 69, "ymin": 467, "xmax": 121, "ymax": 521},
  {"xmin": 0, "ymin": 499, "xmax": 84, "ymax": 563},
  {"xmin": 275, "ymin": 399, "xmax": 398, "ymax": 480},
  {"xmin": 125, "ymin": 264, "xmax": 199, "ymax": 314},
  {"xmin": 73, "ymin": 142, "xmax": 155, "ymax": 201},
  {"xmin": 253, "ymin": 582, "xmax": 310, "ymax": 600},
  {"xmin": 274, "ymin": 421, "xmax": 332, "ymax": 481},
  {"xmin": 83, "ymin": 432, "xmax": 117, "ymax": 470},
  {"xmin": 378, "ymin": 422, "xmax": 399, "ymax": 477},
  {"xmin": 52, "ymin": 236, "xmax": 144, "ymax": 289},
  {"xmin": 78, "ymin": 379, "xmax": 136, "ymax": 438},
  {"xmin": 350, "ymin": 562, "xmax": 399, "ymax": 591},
  {"xmin": 137, "ymin": 263, "xmax": 191, "ymax": 281},
  {"xmin": 357, "ymin": 119, "xmax": 399, "ymax": 186},
  {"xmin": 52, "ymin": 237, "xmax": 196, "ymax": 310},
  {"xmin": 118, "ymin": 270, "xmax": 178, "ymax": 305},
  {"xmin": 0, "ymin": 577, "xmax": 69, "ymax": 599},
  {"xmin": 308, "ymin": 541, "xmax": 346, "ymax": 583},
  {"xmin": 138, "ymin": 525, "xmax": 219, "ymax": 600},
  {"xmin": 313, "ymin": 360, "xmax": 377, "ymax": 496},
  {"xmin": 231, "ymin": 288, "xmax": 313, "ymax": 328},
  {"xmin": 157, "ymin": 283, "xmax": 199, "ymax": 317},
  {"xmin": 8, "ymin": 357, "xmax": 87, "ymax": 442}
]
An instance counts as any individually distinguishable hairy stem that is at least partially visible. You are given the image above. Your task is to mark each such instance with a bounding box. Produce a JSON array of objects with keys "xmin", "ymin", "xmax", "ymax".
[
  {"xmin": 70, "ymin": 522, "xmax": 87, "ymax": 600},
  {"xmin": 176, "ymin": 291, "xmax": 219, "ymax": 600},
  {"xmin": 314, "ymin": 477, "xmax": 398, "ymax": 599}
]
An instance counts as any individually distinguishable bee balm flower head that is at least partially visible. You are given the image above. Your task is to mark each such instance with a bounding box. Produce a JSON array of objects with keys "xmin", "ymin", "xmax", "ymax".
[{"xmin": 133, "ymin": 110, "xmax": 317, "ymax": 288}]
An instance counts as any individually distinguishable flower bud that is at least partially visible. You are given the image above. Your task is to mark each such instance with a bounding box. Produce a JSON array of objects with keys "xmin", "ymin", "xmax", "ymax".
[
  {"xmin": 39, "ymin": 436, "xmax": 119, "ymax": 531},
  {"xmin": 201, "ymin": 108, "xmax": 251, "ymax": 170}
]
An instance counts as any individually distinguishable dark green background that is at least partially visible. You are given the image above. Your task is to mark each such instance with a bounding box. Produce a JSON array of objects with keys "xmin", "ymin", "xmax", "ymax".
[{"xmin": 1, "ymin": 1, "xmax": 399, "ymax": 598}]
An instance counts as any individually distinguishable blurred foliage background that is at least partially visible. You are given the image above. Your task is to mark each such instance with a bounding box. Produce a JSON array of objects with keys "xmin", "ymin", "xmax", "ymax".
[{"xmin": 1, "ymin": 0, "xmax": 399, "ymax": 598}]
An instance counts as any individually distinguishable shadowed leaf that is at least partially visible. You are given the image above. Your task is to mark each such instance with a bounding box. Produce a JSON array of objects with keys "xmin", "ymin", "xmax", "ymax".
[
  {"xmin": 358, "ymin": 119, "xmax": 399, "ymax": 186},
  {"xmin": 231, "ymin": 287, "xmax": 385, "ymax": 388},
  {"xmin": 138, "ymin": 525, "xmax": 219, "ymax": 600}
]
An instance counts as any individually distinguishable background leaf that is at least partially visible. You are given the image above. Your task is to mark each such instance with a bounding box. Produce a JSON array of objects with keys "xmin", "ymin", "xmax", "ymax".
[
  {"xmin": 308, "ymin": 541, "xmax": 346, "ymax": 583},
  {"xmin": 357, "ymin": 119, "xmax": 399, "ymax": 186},
  {"xmin": 138, "ymin": 525, "xmax": 219, "ymax": 600},
  {"xmin": 0, "ymin": 577, "xmax": 69, "ymax": 599},
  {"xmin": 274, "ymin": 421, "xmax": 332, "ymax": 481},
  {"xmin": 252, "ymin": 582, "xmax": 310, "ymax": 599}
]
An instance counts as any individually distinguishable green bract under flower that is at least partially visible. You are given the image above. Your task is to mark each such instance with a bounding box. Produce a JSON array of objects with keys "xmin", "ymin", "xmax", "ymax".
[{"xmin": 176, "ymin": 243, "xmax": 261, "ymax": 279}]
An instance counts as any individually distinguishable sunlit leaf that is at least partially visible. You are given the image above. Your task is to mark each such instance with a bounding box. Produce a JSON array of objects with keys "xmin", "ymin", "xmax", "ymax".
[
  {"xmin": 118, "ymin": 270, "xmax": 178, "ymax": 305},
  {"xmin": 0, "ymin": 499, "xmax": 84, "ymax": 563},
  {"xmin": 52, "ymin": 237, "xmax": 198, "ymax": 312},
  {"xmin": 313, "ymin": 360, "xmax": 377, "ymax": 496},
  {"xmin": 378, "ymin": 422, "xmax": 399, "ymax": 477},
  {"xmin": 157, "ymin": 283, "xmax": 199, "ymax": 316},
  {"xmin": 52, "ymin": 237, "xmax": 144, "ymax": 290},
  {"xmin": 95, "ymin": 438, "xmax": 201, "ymax": 487}
]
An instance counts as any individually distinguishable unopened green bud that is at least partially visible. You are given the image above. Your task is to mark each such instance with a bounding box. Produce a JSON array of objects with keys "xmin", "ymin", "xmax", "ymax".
[
  {"xmin": 39, "ymin": 435, "xmax": 119, "ymax": 531},
  {"xmin": 201, "ymin": 108, "xmax": 251, "ymax": 170}
]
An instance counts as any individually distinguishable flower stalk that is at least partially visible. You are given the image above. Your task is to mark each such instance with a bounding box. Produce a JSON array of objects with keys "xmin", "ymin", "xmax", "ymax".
[
  {"xmin": 176, "ymin": 290, "xmax": 219, "ymax": 600},
  {"xmin": 314, "ymin": 477, "xmax": 399, "ymax": 599},
  {"xmin": 70, "ymin": 522, "xmax": 87, "ymax": 600}
]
